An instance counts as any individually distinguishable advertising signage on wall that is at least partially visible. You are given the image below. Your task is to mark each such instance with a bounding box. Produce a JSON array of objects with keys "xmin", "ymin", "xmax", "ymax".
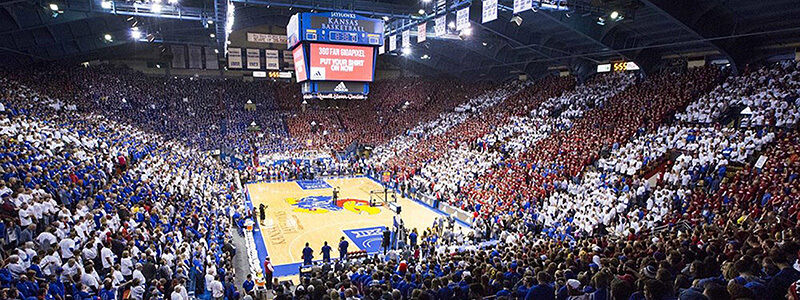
[
  {"xmin": 286, "ymin": 12, "xmax": 384, "ymax": 48},
  {"xmin": 293, "ymin": 46, "xmax": 308, "ymax": 82},
  {"xmin": 308, "ymin": 43, "xmax": 375, "ymax": 82}
]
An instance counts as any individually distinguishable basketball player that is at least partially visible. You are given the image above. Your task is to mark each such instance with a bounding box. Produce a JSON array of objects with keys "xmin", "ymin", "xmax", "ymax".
[
  {"xmin": 338, "ymin": 237, "xmax": 349, "ymax": 261},
  {"xmin": 320, "ymin": 241, "xmax": 332, "ymax": 263}
]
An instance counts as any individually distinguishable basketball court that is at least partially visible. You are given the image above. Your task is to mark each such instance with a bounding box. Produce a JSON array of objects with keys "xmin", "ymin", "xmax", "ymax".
[{"xmin": 245, "ymin": 176, "xmax": 463, "ymax": 276}]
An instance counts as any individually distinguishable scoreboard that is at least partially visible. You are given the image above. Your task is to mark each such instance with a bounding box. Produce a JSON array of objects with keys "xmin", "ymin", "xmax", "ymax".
[{"xmin": 287, "ymin": 12, "xmax": 383, "ymax": 99}]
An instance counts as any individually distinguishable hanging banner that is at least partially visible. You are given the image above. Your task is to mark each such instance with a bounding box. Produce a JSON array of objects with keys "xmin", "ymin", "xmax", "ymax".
[
  {"xmin": 483, "ymin": 0, "xmax": 497, "ymax": 23},
  {"xmin": 247, "ymin": 49, "xmax": 261, "ymax": 69},
  {"xmin": 204, "ymin": 47, "xmax": 218, "ymax": 70},
  {"xmin": 283, "ymin": 50, "xmax": 294, "ymax": 69},
  {"xmin": 379, "ymin": 43, "xmax": 385, "ymax": 55},
  {"xmin": 435, "ymin": 15, "xmax": 446, "ymax": 36},
  {"xmin": 265, "ymin": 49, "xmax": 280, "ymax": 70},
  {"xmin": 389, "ymin": 35, "xmax": 397, "ymax": 51},
  {"xmin": 188, "ymin": 46, "xmax": 202, "ymax": 69},
  {"xmin": 171, "ymin": 45, "xmax": 186, "ymax": 69},
  {"xmin": 247, "ymin": 32, "xmax": 288, "ymax": 44},
  {"xmin": 456, "ymin": 7, "xmax": 470, "ymax": 31},
  {"xmin": 287, "ymin": 14, "xmax": 301, "ymax": 48},
  {"xmin": 228, "ymin": 48, "xmax": 242, "ymax": 69},
  {"xmin": 514, "ymin": 0, "xmax": 532, "ymax": 14},
  {"xmin": 417, "ymin": 22, "xmax": 427, "ymax": 42},
  {"xmin": 402, "ymin": 30, "xmax": 410, "ymax": 48}
]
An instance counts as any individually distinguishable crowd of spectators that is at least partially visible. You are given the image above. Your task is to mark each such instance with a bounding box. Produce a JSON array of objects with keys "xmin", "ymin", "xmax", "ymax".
[
  {"xmin": 285, "ymin": 79, "xmax": 492, "ymax": 152},
  {"xmin": 2, "ymin": 58, "xmax": 800, "ymax": 300},
  {"xmin": 281, "ymin": 64, "xmax": 800, "ymax": 300},
  {"xmin": 366, "ymin": 81, "xmax": 528, "ymax": 166},
  {"xmin": 1, "ymin": 74, "xmax": 246, "ymax": 299},
  {"xmin": 404, "ymin": 73, "xmax": 636, "ymax": 204},
  {"xmin": 379, "ymin": 76, "xmax": 576, "ymax": 181}
]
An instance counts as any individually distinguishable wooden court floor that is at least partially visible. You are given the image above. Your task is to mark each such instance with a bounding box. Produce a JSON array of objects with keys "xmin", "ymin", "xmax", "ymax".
[{"xmin": 246, "ymin": 177, "xmax": 451, "ymax": 266}]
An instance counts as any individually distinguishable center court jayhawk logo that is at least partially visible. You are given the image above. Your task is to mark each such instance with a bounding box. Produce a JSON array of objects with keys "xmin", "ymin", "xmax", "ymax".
[{"xmin": 286, "ymin": 195, "xmax": 379, "ymax": 215}]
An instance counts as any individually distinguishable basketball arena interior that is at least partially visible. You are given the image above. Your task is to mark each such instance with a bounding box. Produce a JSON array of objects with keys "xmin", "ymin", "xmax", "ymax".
[{"xmin": 2, "ymin": 0, "xmax": 800, "ymax": 299}]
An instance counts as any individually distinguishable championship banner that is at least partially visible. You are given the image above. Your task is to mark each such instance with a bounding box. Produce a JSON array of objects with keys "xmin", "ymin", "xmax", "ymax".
[
  {"xmin": 514, "ymin": 0, "xmax": 532, "ymax": 14},
  {"xmin": 246, "ymin": 48, "xmax": 261, "ymax": 69},
  {"xmin": 247, "ymin": 32, "xmax": 288, "ymax": 44},
  {"xmin": 265, "ymin": 49, "xmax": 280, "ymax": 70},
  {"xmin": 379, "ymin": 43, "xmax": 386, "ymax": 55},
  {"xmin": 483, "ymin": 0, "xmax": 497, "ymax": 23},
  {"xmin": 283, "ymin": 50, "xmax": 294, "ymax": 66},
  {"xmin": 204, "ymin": 47, "xmax": 219, "ymax": 70},
  {"xmin": 456, "ymin": 7, "xmax": 470, "ymax": 31},
  {"xmin": 402, "ymin": 30, "xmax": 410, "ymax": 48},
  {"xmin": 308, "ymin": 43, "xmax": 374, "ymax": 82},
  {"xmin": 417, "ymin": 22, "xmax": 427, "ymax": 43},
  {"xmin": 188, "ymin": 46, "xmax": 202, "ymax": 69},
  {"xmin": 389, "ymin": 35, "xmax": 397, "ymax": 51},
  {"xmin": 171, "ymin": 45, "xmax": 186, "ymax": 69},
  {"xmin": 228, "ymin": 48, "xmax": 242, "ymax": 69},
  {"xmin": 435, "ymin": 15, "xmax": 446, "ymax": 36}
]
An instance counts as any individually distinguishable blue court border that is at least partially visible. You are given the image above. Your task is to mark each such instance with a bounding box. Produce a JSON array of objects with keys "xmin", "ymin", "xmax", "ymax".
[{"xmin": 244, "ymin": 174, "xmax": 470, "ymax": 277}]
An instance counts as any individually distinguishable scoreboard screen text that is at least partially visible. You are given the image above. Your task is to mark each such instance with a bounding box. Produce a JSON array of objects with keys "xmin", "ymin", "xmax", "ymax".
[{"xmin": 308, "ymin": 43, "xmax": 374, "ymax": 82}]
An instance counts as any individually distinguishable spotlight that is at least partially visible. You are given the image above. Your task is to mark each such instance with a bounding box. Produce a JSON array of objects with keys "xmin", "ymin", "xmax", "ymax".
[
  {"xmin": 418, "ymin": 9, "xmax": 425, "ymax": 15},
  {"xmin": 482, "ymin": 42, "xmax": 487, "ymax": 46},
  {"xmin": 597, "ymin": 17, "xmax": 605, "ymax": 25},
  {"xmin": 100, "ymin": 1, "xmax": 112, "ymax": 9},
  {"xmin": 448, "ymin": 21, "xmax": 455, "ymax": 29},
  {"xmin": 214, "ymin": 49, "xmax": 219, "ymax": 54},
  {"xmin": 531, "ymin": 6, "xmax": 538, "ymax": 12},
  {"xmin": 210, "ymin": 33, "xmax": 216, "ymax": 38},
  {"xmin": 151, "ymin": 3, "xmax": 162, "ymax": 13},
  {"xmin": 382, "ymin": 16, "xmax": 390, "ymax": 21},
  {"xmin": 510, "ymin": 15, "xmax": 523, "ymax": 26},
  {"xmin": 131, "ymin": 27, "xmax": 142, "ymax": 39},
  {"xmin": 401, "ymin": 47, "xmax": 411, "ymax": 56},
  {"xmin": 207, "ymin": 19, "xmax": 214, "ymax": 24},
  {"xmin": 49, "ymin": 3, "xmax": 59, "ymax": 11},
  {"xmin": 565, "ymin": 12, "xmax": 571, "ymax": 18},
  {"xmin": 104, "ymin": 33, "xmax": 113, "ymax": 41},
  {"xmin": 610, "ymin": 11, "xmax": 619, "ymax": 19}
]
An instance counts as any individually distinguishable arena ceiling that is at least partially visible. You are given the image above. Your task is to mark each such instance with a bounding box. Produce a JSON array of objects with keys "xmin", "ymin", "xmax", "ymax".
[{"xmin": 2, "ymin": 0, "xmax": 800, "ymax": 80}]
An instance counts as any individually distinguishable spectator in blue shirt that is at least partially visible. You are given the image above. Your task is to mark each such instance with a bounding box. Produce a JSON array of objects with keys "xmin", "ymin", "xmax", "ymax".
[
  {"xmin": 526, "ymin": 272, "xmax": 555, "ymax": 300},
  {"xmin": 242, "ymin": 274, "xmax": 254, "ymax": 294}
]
